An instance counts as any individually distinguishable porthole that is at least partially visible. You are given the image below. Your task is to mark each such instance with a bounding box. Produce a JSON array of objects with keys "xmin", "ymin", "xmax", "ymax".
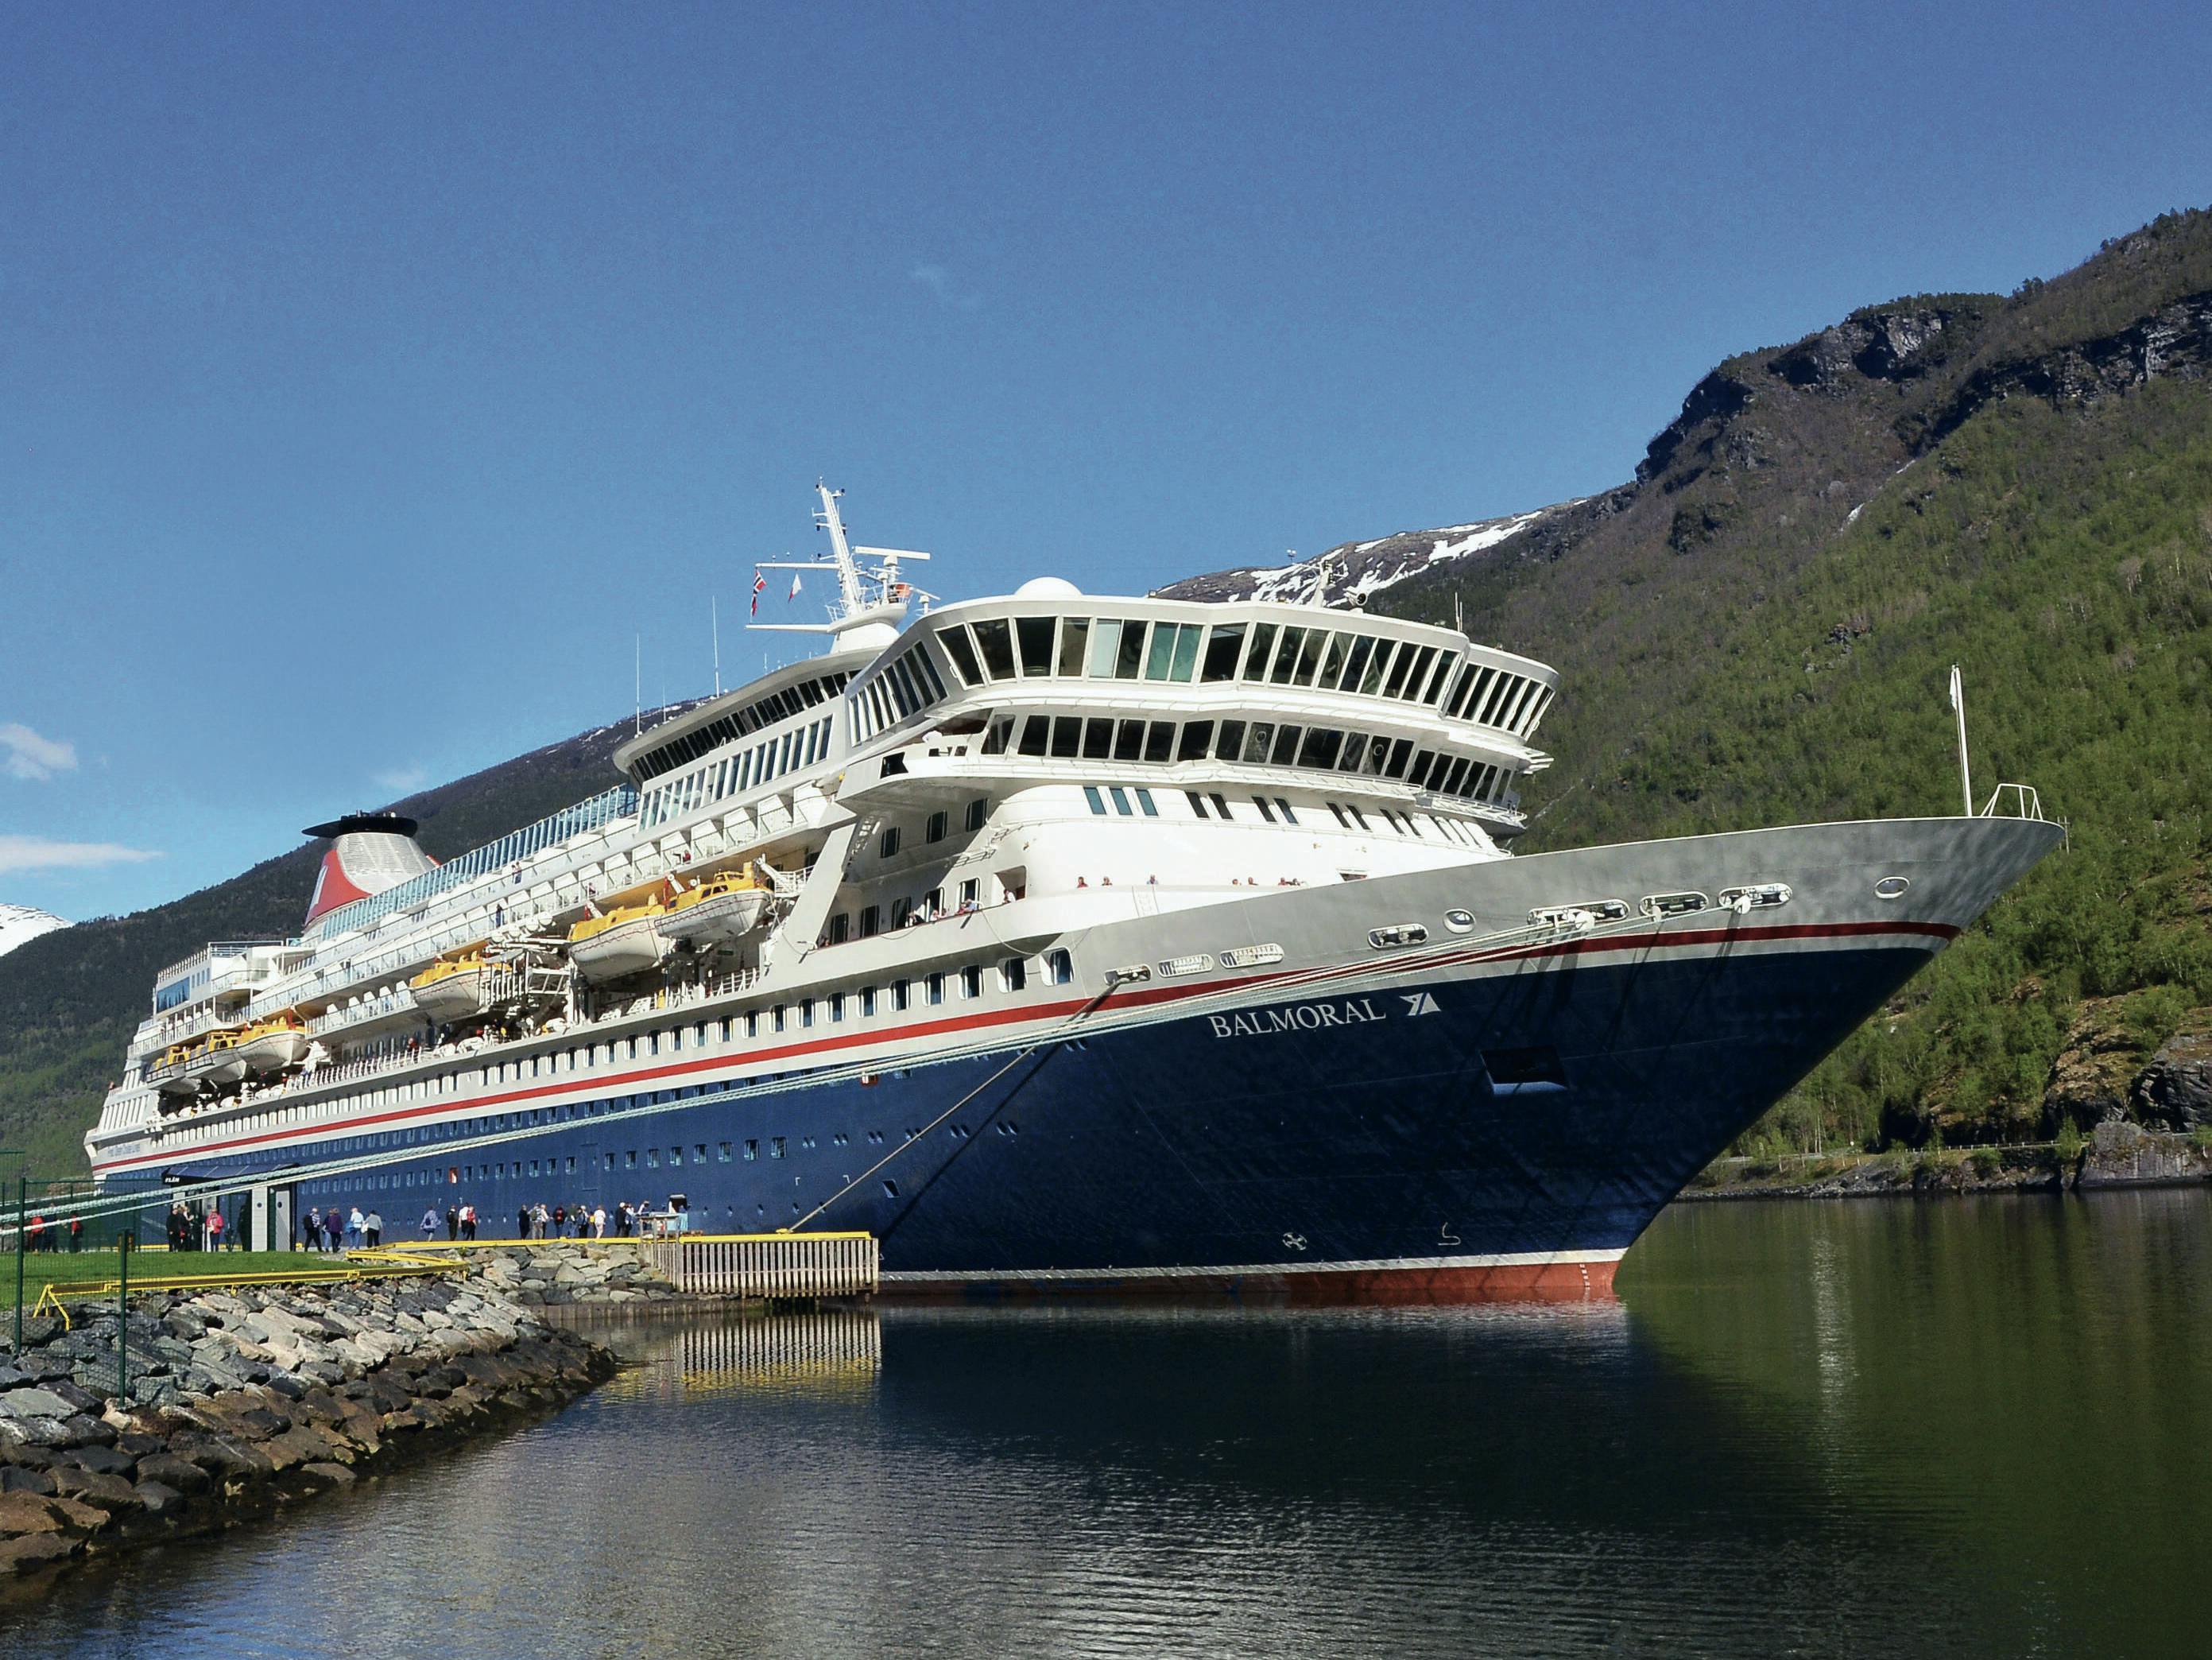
[
  {"xmin": 1443, "ymin": 909, "xmax": 1477, "ymax": 933},
  {"xmin": 1874, "ymin": 876, "xmax": 1911, "ymax": 901}
]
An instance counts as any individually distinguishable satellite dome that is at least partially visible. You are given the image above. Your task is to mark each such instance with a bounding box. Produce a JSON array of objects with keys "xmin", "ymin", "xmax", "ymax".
[{"xmin": 1014, "ymin": 576, "xmax": 1083, "ymax": 599}]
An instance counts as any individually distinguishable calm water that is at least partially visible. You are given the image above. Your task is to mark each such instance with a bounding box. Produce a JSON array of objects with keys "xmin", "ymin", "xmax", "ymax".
[{"xmin": 11, "ymin": 1191, "xmax": 2210, "ymax": 1658}]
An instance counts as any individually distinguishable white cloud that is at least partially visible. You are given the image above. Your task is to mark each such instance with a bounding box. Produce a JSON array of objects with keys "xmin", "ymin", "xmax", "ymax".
[
  {"xmin": 909, "ymin": 263, "xmax": 981, "ymax": 311},
  {"xmin": 1, "ymin": 723, "xmax": 77, "ymax": 781},
  {"xmin": 374, "ymin": 765, "xmax": 430, "ymax": 794},
  {"xmin": 0, "ymin": 835, "xmax": 162, "ymax": 875}
]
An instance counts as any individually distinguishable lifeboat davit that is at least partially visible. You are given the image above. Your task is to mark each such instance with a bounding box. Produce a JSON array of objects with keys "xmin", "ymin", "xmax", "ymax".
[
  {"xmin": 567, "ymin": 900, "xmax": 672, "ymax": 982},
  {"xmin": 409, "ymin": 946, "xmax": 501, "ymax": 1022},
  {"xmin": 657, "ymin": 867, "xmax": 771, "ymax": 948},
  {"xmin": 232, "ymin": 1014, "xmax": 311, "ymax": 1076}
]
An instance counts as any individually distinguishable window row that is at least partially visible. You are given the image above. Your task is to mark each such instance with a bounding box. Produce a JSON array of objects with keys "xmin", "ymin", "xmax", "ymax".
[
  {"xmin": 639, "ymin": 714, "xmax": 836, "ymax": 829},
  {"xmin": 977, "ymin": 712, "xmax": 1517, "ymax": 807},
  {"xmin": 631, "ymin": 671, "xmax": 851, "ymax": 782},
  {"xmin": 850, "ymin": 641, "xmax": 953, "ymax": 742},
  {"xmin": 931, "ymin": 613, "xmax": 1551, "ymax": 737}
]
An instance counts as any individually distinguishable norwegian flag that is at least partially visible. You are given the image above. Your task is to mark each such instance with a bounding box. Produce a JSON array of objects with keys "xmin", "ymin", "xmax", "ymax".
[{"xmin": 750, "ymin": 570, "xmax": 766, "ymax": 616}]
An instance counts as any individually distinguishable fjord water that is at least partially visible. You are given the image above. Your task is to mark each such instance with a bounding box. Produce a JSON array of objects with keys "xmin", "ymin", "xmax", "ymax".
[{"xmin": 17, "ymin": 1193, "xmax": 2209, "ymax": 1658}]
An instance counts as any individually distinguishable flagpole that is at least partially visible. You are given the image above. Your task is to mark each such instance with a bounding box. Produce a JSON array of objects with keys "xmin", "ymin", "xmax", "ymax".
[
  {"xmin": 711, "ymin": 596, "xmax": 722, "ymax": 696},
  {"xmin": 1950, "ymin": 665, "xmax": 1973, "ymax": 817}
]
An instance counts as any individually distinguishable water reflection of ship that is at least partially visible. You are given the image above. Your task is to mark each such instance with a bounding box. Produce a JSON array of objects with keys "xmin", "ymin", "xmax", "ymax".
[{"xmin": 607, "ymin": 1310, "xmax": 883, "ymax": 1403}]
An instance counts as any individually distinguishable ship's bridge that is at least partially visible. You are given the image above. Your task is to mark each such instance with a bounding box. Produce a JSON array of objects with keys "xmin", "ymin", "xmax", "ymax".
[{"xmin": 840, "ymin": 591, "xmax": 1556, "ymax": 832}]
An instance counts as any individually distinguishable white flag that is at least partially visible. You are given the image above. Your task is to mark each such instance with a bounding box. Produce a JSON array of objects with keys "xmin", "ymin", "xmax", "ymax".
[
  {"xmin": 788, "ymin": 572, "xmax": 804, "ymax": 601},
  {"xmin": 1948, "ymin": 665, "xmax": 1962, "ymax": 711}
]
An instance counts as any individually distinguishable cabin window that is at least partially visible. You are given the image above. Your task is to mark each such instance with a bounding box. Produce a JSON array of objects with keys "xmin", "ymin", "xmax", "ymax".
[
  {"xmin": 893, "ymin": 979, "xmax": 911, "ymax": 1011},
  {"xmin": 1178, "ymin": 720, "xmax": 1214, "ymax": 761},
  {"xmin": 1269, "ymin": 724, "xmax": 1301, "ymax": 766},
  {"xmin": 745, "ymin": 1011, "xmax": 759, "ymax": 1038},
  {"xmin": 1252, "ymin": 796, "xmax": 1276, "ymax": 823},
  {"xmin": 1046, "ymin": 948, "xmax": 1074, "ymax": 985},
  {"xmin": 1018, "ymin": 716, "xmax": 1050, "ymax": 756},
  {"xmin": 1327, "ymin": 802, "xmax": 1348, "ymax": 827},
  {"xmin": 972, "ymin": 619, "xmax": 1017, "ymax": 680},
  {"xmin": 744, "ymin": 1139, "xmax": 757, "ymax": 1161},
  {"xmin": 1134, "ymin": 787, "xmax": 1158, "ymax": 816},
  {"xmin": 1056, "ymin": 617, "xmax": 1091, "ymax": 676},
  {"xmin": 926, "ymin": 809, "xmax": 948, "ymax": 843},
  {"xmin": 1274, "ymin": 798, "xmax": 1299, "ymax": 824},
  {"xmin": 858, "ymin": 905, "xmax": 881, "ymax": 938},
  {"xmin": 1210, "ymin": 793, "xmax": 1232, "ymax": 818},
  {"xmin": 961, "ymin": 964, "xmax": 982, "ymax": 999},
  {"xmin": 1114, "ymin": 719, "xmax": 1145, "ymax": 762},
  {"xmin": 924, "ymin": 886, "xmax": 943, "ymax": 917},
  {"xmin": 831, "ymin": 993, "xmax": 846, "ymax": 1024},
  {"xmin": 927, "ymin": 972, "xmax": 946, "ymax": 1006},
  {"xmin": 800, "ymin": 1000, "xmax": 815, "ymax": 1028},
  {"xmin": 939, "ymin": 625, "xmax": 985, "ymax": 686},
  {"xmin": 1001, "ymin": 956, "xmax": 1028, "ymax": 992},
  {"xmin": 828, "ymin": 913, "xmax": 850, "ymax": 945},
  {"xmin": 1110, "ymin": 785, "xmax": 1133, "ymax": 815},
  {"xmin": 982, "ymin": 716, "xmax": 1014, "ymax": 755},
  {"xmin": 772, "ymin": 1137, "xmax": 786, "ymax": 1158},
  {"xmin": 1202, "ymin": 622, "xmax": 1246, "ymax": 681},
  {"xmin": 890, "ymin": 894, "xmax": 914, "ymax": 927},
  {"xmin": 959, "ymin": 878, "xmax": 979, "ymax": 906},
  {"xmin": 773, "ymin": 1004, "xmax": 787, "ymax": 1032},
  {"xmin": 1187, "ymin": 789, "xmax": 1210, "ymax": 818},
  {"xmin": 880, "ymin": 826, "xmax": 901, "ymax": 859},
  {"xmin": 966, "ymin": 797, "xmax": 990, "ymax": 831},
  {"xmin": 1083, "ymin": 718, "xmax": 1115, "ymax": 759},
  {"xmin": 1051, "ymin": 717, "xmax": 1083, "ymax": 758},
  {"xmin": 1085, "ymin": 785, "xmax": 1107, "ymax": 815},
  {"xmin": 1145, "ymin": 721, "xmax": 1176, "ymax": 762},
  {"xmin": 1214, "ymin": 719, "xmax": 1245, "ymax": 761},
  {"xmin": 862, "ymin": 987, "xmax": 878, "ymax": 1016}
]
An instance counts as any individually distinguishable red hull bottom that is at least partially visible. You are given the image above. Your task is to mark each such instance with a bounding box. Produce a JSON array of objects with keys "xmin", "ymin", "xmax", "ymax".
[{"xmin": 880, "ymin": 1257, "xmax": 1620, "ymax": 1306}]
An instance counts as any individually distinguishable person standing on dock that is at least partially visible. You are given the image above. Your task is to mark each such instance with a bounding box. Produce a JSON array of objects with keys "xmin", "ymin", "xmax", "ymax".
[
  {"xmin": 327, "ymin": 1206, "xmax": 345, "ymax": 1252},
  {"xmin": 516, "ymin": 1204, "xmax": 531, "ymax": 1240},
  {"xmin": 444, "ymin": 1204, "xmax": 459, "ymax": 1241},
  {"xmin": 68, "ymin": 1215, "xmax": 81, "ymax": 1252},
  {"xmin": 364, "ymin": 1209, "xmax": 383, "ymax": 1248},
  {"xmin": 460, "ymin": 1203, "xmax": 477, "ymax": 1240},
  {"xmin": 420, "ymin": 1206, "xmax": 440, "ymax": 1240}
]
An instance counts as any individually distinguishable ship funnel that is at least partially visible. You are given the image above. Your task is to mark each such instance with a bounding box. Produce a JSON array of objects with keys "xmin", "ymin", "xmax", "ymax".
[{"xmin": 301, "ymin": 813, "xmax": 439, "ymax": 930}]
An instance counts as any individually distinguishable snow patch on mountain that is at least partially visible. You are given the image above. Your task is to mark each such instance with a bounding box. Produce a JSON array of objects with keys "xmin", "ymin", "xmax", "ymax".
[
  {"xmin": 0, "ymin": 903, "xmax": 67, "ymax": 960},
  {"xmin": 1155, "ymin": 500, "xmax": 1582, "ymax": 607}
]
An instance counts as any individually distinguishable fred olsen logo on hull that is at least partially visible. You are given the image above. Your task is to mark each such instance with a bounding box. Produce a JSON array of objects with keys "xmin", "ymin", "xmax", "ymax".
[{"xmin": 1207, "ymin": 995, "xmax": 1416, "ymax": 1039}]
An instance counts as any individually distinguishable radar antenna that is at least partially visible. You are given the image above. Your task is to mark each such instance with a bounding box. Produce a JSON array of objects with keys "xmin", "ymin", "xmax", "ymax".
[{"xmin": 750, "ymin": 483, "xmax": 937, "ymax": 652}]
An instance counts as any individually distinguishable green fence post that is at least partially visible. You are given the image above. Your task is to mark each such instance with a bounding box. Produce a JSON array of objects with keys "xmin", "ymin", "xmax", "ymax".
[
  {"xmin": 12, "ymin": 1172, "xmax": 24, "ymax": 1356},
  {"xmin": 115, "ymin": 1231, "xmax": 132, "ymax": 1402}
]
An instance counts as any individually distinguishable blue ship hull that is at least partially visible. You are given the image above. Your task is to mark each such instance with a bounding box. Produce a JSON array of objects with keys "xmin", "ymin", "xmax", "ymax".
[{"xmin": 123, "ymin": 938, "xmax": 1924, "ymax": 1297}]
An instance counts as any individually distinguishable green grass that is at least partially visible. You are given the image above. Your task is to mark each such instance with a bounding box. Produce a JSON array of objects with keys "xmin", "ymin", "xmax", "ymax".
[{"xmin": 5, "ymin": 1245, "xmax": 421, "ymax": 1302}]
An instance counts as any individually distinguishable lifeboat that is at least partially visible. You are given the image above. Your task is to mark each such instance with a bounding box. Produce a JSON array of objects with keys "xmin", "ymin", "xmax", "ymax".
[
  {"xmin": 184, "ymin": 1029, "xmax": 247, "ymax": 1085},
  {"xmin": 567, "ymin": 899, "xmax": 672, "ymax": 982},
  {"xmin": 657, "ymin": 866, "xmax": 772, "ymax": 948},
  {"xmin": 409, "ymin": 945, "xmax": 502, "ymax": 1022},
  {"xmin": 149, "ymin": 1043, "xmax": 200, "ymax": 1096},
  {"xmin": 232, "ymin": 1014, "xmax": 311, "ymax": 1076}
]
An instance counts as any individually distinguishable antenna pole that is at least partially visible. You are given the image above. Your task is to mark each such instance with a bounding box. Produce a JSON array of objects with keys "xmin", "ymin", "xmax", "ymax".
[
  {"xmin": 711, "ymin": 596, "xmax": 722, "ymax": 697},
  {"xmin": 1950, "ymin": 665, "xmax": 1973, "ymax": 816},
  {"xmin": 634, "ymin": 635, "xmax": 641, "ymax": 736}
]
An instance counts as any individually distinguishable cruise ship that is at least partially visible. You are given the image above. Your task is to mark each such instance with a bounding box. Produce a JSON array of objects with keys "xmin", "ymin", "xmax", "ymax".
[{"xmin": 85, "ymin": 487, "xmax": 2061, "ymax": 1298}]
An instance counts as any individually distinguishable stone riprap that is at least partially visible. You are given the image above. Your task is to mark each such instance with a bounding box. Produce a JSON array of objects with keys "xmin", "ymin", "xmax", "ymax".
[
  {"xmin": 459, "ymin": 1241, "xmax": 684, "ymax": 1307},
  {"xmin": 0, "ymin": 1273, "xmax": 615, "ymax": 1588}
]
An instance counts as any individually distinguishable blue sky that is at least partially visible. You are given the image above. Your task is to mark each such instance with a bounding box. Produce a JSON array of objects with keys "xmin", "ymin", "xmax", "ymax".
[{"xmin": 5, "ymin": 1, "xmax": 2209, "ymax": 922}]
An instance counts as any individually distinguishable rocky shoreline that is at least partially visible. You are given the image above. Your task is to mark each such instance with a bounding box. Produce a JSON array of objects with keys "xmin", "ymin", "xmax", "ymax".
[
  {"xmin": 1684, "ymin": 1119, "xmax": 2212, "ymax": 1202},
  {"xmin": 0, "ymin": 1265, "xmax": 621, "ymax": 1592}
]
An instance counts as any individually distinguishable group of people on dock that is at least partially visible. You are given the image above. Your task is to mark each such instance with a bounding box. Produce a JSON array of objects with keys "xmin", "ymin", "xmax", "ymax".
[
  {"xmin": 165, "ymin": 1199, "xmax": 244, "ymax": 1251},
  {"xmin": 18, "ymin": 1212, "xmax": 86, "ymax": 1251},
  {"xmin": 515, "ymin": 1200, "xmax": 645, "ymax": 1240},
  {"xmin": 298, "ymin": 1204, "xmax": 387, "ymax": 1252}
]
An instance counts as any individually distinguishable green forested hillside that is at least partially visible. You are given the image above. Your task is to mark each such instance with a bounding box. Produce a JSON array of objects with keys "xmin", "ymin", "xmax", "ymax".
[{"xmin": 1382, "ymin": 211, "xmax": 2212, "ymax": 1154}]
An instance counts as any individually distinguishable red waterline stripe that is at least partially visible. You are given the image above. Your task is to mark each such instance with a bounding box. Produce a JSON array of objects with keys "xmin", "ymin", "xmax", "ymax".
[{"xmin": 94, "ymin": 917, "xmax": 1952, "ymax": 1173}]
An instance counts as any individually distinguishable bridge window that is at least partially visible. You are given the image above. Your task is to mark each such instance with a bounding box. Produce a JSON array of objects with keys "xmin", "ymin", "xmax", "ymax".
[
  {"xmin": 1319, "ymin": 632, "xmax": 1350, "ymax": 688},
  {"xmin": 1114, "ymin": 719, "xmax": 1145, "ymax": 762},
  {"xmin": 1242, "ymin": 722, "xmax": 1273, "ymax": 764},
  {"xmin": 1241, "ymin": 622, "xmax": 1277, "ymax": 681},
  {"xmin": 1056, "ymin": 617, "xmax": 1091, "ymax": 676},
  {"xmin": 1017, "ymin": 615, "xmax": 1056, "ymax": 676},
  {"xmin": 1178, "ymin": 720, "xmax": 1214, "ymax": 761},
  {"xmin": 1202, "ymin": 622, "xmax": 1246, "ymax": 681},
  {"xmin": 1051, "ymin": 717, "xmax": 1082, "ymax": 758},
  {"xmin": 1083, "ymin": 717, "xmax": 1114, "ymax": 759},
  {"xmin": 1269, "ymin": 725, "xmax": 1301, "ymax": 766},
  {"xmin": 1269, "ymin": 626, "xmax": 1304, "ymax": 684},
  {"xmin": 939, "ymin": 625, "xmax": 985, "ymax": 686},
  {"xmin": 972, "ymin": 619, "xmax": 1017, "ymax": 680}
]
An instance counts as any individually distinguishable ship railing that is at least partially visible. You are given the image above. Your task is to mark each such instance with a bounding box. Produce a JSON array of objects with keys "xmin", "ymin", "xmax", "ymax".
[
  {"xmin": 303, "ymin": 785, "xmax": 641, "ymax": 944},
  {"xmin": 153, "ymin": 938, "xmax": 292, "ymax": 990},
  {"xmin": 310, "ymin": 986, "xmax": 421, "ymax": 1038},
  {"xmin": 1978, "ymin": 782, "xmax": 2046, "ymax": 821}
]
